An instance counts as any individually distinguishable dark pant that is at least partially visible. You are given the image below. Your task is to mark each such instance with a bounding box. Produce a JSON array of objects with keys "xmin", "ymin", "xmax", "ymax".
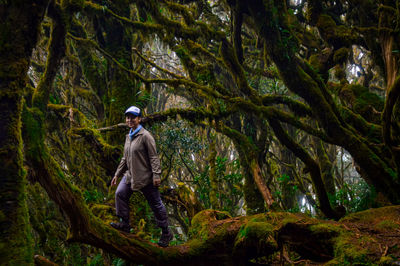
[{"xmin": 115, "ymin": 176, "xmax": 168, "ymax": 228}]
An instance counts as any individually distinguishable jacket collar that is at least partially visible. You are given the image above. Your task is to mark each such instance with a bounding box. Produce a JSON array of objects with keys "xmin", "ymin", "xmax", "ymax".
[
  {"xmin": 126, "ymin": 126, "xmax": 144, "ymax": 137},
  {"xmin": 136, "ymin": 127, "xmax": 144, "ymax": 135}
]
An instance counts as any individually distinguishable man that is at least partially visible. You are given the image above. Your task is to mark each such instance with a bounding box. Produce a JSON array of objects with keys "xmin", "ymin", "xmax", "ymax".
[{"xmin": 110, "ymin": 106, "xmax": 173, "ymax": 247}]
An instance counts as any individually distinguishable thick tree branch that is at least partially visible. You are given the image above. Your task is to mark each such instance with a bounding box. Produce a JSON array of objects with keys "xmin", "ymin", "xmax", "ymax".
[
  {"xmin": 268, "ymin": 118, "xmax": 343, "ymax": 220},
  {"xmin": 228, "ymin": 97, "xmax": 332, "ymax": 143},
  {"xmin": 33, "ymin": 2, "xmax": 67, "ymax": 111}
]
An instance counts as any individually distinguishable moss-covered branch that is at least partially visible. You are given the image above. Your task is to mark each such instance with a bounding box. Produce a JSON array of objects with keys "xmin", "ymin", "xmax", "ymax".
[
  {"xmin": 261, "ymin": 94, "xmax": 313, "ymax": 117},
  {"xmin": 69, "ymin": 127, "xmax": 121, "ymax": 162},
  {"xmin": 228, "ymin": 97, "xmax": 332, "ymax": 143},
  {"xmin": 32, "ymin": 2, "xmax": 68, "ymax": 111},
  {"xmin": 268, "ymin": 118, "xmax": 343, "ymax": 220},
  {"xmin": 69, "ymin": 18, "xmax": 106, "ymax": 119},
  {"xmin": 220, "ymin": 39, "xmax": 260, "ymax": 102}
]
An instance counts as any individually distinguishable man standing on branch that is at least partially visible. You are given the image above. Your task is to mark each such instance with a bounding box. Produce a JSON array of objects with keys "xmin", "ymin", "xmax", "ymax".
[{"xmin": 110, "ymin": 106, "xmax": 173, "ymax": 247}]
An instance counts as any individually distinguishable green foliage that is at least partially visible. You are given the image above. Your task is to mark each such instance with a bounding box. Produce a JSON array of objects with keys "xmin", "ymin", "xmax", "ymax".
[
  {"xmin": 65, "ymin": 243, "xmax": 85, "ymax": 265},
  {"xmin": 330, "ymin": 179, "xmax": 378, "ymax": 213},
  {"xmin": 194, "ymin": 166, "xmax": 211, "ymax": 207},
  {"xmin": 194, "ymin": 157, "xmax": 243, "ymax": 215},
  {"xmin": 88, "ymin": 254, "xmax": 104, "ymax": 266},
  {"xmin": 169, "ymin": 231, "xmax": 185, "ymax": 246},
  {"xmin": 273, "ymin": 174, "xmax": 300, "ymax": 212},
  {"xmin": 112, "ymin": 258, "xmax": 126, "ymax": 266},
  {"xmin": 154, "ymin": 119, "xmax": 204, "ymax": 154},
  {"xmin": 83, "ymin": 189, "xmax": 104, "ymax": 203}
]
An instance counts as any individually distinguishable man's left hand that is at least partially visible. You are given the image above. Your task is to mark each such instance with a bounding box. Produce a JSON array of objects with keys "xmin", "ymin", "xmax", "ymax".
[{"xmin": 153, "ymin": 179, "xmax": 161, "ymax": 187}]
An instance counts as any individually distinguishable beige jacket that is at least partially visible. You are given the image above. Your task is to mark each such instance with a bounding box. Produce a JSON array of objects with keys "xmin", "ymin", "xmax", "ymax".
[{"xmin": 114, "ymin": 127, "xmax": 161, "ymax": 190}]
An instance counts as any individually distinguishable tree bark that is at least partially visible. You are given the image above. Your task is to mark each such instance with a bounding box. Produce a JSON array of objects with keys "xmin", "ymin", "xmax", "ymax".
[{"xmin": 0, "ymin": 1, "xmax": 49, "ymax": 264}]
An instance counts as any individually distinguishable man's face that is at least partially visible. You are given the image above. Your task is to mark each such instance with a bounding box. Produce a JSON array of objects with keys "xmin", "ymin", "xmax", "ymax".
[{"xmin": 125, "ymin": 114, "xmax": 141, "ymax": 129}]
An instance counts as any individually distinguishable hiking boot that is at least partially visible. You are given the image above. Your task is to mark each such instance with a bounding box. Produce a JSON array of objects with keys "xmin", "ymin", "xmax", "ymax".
[
  {"xmin": 110, "ymin": 219, "xmax": 130, "ymax": 233},
  {"xmin": 157, "ymin": 228, "xmax": 173, "ymax": 247}
]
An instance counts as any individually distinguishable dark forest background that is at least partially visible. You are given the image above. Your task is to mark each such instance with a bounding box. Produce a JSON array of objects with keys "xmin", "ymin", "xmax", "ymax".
[{"xmin": 1, "ymin": 0, "xmax": 400, "ymax": 265}]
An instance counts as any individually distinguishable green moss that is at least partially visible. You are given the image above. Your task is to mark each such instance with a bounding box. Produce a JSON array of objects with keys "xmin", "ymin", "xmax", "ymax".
[
  {"xmin": 380, "ymin": 256, "xmax": 395, "ymax": 265},
  {"xmin": 309, "ymin": 54, "xmax": 324, "ymax": 72},
  {"xmin": 90, "ymin": 204, "xmax": 114, "ymax": 220},
  {"xmin": 375, "ymin": 220, "xmax": 400, "ymax": 231},
  {"xmin": 340, "ymin": 206, "xmax": 400, "ymax": 224},
  {"xmin": 339, "ymin": 84, "xmax": 384, "ymax": 122},
  {"xmin": 175, "ymin": 46, "xmax": 189, "ymax": 58},
  {"xmin": 234, "ymin": 221, "xmax": 277, "ymax": 251},
  {"xmin": 309, "ymin": 223, "xmax": 342, "ymax": 236},
  {"xmin": 333, "ymin": 48, "xmax": 349, "ymax": 64},
  {"xmin": 22, "ymin": 106, "xmax": 45, "ymax": 157},
  {"xmin": 189, "ymin": 209, "xmax": 231, "ymax": 240},
  {"xmin": 236, "ymin": 221, "xmax": 274, "ymax": 242},
  {"xmin": 316, "ymin": 14, "xmax": 353, "ymax": 47},
  {"xmin": 317, "ymin": 14, "xmax": 336, "ymax": 38},
  {"xmin": 0, "ymin": 102, "xmax": 34, "ymax": 264},
  {"xmin": 333, "ymin": 233, "xmax": 370, "ymax": 265}
]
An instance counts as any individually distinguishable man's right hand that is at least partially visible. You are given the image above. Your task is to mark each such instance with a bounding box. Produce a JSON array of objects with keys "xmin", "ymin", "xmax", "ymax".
[{"xmin": 111, "ymin": 176, "xmax": 118, "ymax": 186}]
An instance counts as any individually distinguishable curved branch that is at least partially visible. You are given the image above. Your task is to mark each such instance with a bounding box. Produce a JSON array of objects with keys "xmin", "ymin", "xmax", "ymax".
[
  {"xmin": 261, "ymin": 95, "xmax": 313, "ymax": 117},
  {"xmin": 33, "ymin": 2, "xmax": 67, "ymax": 111},
  {"xmin": 339, "ymin": 106, "xmax": 382, "ymax": 144},
  {"xmin": 228, "ymin": 97, "xmax": 332, "ymax": 143},
  {"xmin": 220, "ymin": 39, "xmax": 260, "ymax": 102},
  {"xmin": 132, "ymin": 47, "xmax": 185, "ymax": 79},
  {"xmin": 97, "ymin": 123, "xmax": 128, "ymax": 132},
  {"xmin": 268, "ymin": 118, "xmax": 343, "ymax": 220}
]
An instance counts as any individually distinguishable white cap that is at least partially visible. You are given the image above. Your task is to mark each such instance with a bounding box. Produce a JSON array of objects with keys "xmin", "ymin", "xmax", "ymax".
[{"xmin": 125, "ymin": 106, "xmax": 141, "ymax": 116}]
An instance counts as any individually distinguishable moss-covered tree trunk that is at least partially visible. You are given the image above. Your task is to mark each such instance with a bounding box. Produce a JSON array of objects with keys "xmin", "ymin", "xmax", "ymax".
[
  {"xmin": 216, "ymin": 119, "xmax": 273, "ymax": 214},
  {"xmin": 0, "ymin": 1, "xmax": 49, "ymax": 264}
]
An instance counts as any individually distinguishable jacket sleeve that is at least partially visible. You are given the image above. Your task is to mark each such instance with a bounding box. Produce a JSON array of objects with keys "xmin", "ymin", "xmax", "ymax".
[
  {"xmin": 114, "ymin": 156, "xmax": 127, "ymax": 178},
  {"xmin": 144, "ymin": 133, "xmax": 162, "ymax": 181}
]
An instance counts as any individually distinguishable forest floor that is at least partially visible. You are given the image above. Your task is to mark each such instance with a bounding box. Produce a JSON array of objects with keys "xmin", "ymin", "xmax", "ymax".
[
  {"xmin": 270, "ymin": 205, "xmax": 400, "ymax": 265},
  {"xmin": 207, "ymin": 205, "xmax": 400, "ymax": 265}
]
